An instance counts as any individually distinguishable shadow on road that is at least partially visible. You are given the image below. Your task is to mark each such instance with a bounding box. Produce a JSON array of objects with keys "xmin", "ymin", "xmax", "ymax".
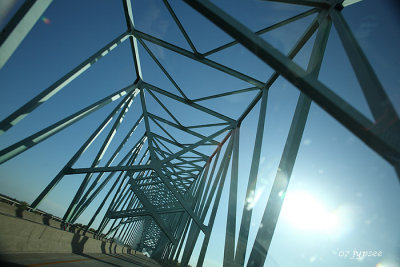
[
  {"xmin": 70, "ymin": 231, "xmax": 122, "ymax": 266},
  {"xmin": 0, "ymin": 259, "xmax": 27, "ymax": 266},
  {"xmin": 76, "ymin": 253, "xmax": 122, "ymax": 267},
  {"xmin": 106, "ymin": 253, "xmax": 160, "ymax": 267}
]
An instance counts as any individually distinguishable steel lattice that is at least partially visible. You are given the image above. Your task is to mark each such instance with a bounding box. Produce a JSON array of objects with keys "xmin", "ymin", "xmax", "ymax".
[{"xmin": 0, "ymin": 0, "xmax": 399, "ymax": 266}]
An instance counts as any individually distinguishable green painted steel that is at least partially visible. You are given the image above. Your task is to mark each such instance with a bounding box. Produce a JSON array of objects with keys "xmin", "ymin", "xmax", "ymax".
[{"xmin": 0, "ymin": 0, "xmax": 398, "ymax": 266}]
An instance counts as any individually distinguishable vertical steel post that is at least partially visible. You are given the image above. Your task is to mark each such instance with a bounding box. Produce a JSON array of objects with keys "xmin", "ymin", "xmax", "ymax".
[
  {"xmin": 223, "ymin": 127, "xmax": 240, "ymax": 266},
  {"xmin": 235, "ymin": 89, "xmax": 268, "ymax": 266},
  {"xmin": 196, "ymin": 132, "xmax": 235, "ymax": 267},
  {"xmin": 247, "ymin": 15, "xmax": 332, "ymax": 267}
]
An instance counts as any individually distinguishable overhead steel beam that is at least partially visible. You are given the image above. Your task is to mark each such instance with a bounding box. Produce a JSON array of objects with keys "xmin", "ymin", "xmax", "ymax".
[
  {"xmin": 70, "ymin": 135, "xmax": 147, "ymax": 224},
  {"xmin": 30, "ymin": 91, "xmax": 135, "ymax": 209},
  {"xmin": 162, "ymin": 0, "xmax": 198, "ymax": 54},
  {"xmin": 237, "ymin": 11, "xmax": 322, "ymax": 125},
  {"xmin": 148, "ymin": 112, "xmax": 220, "ymax": 145},
  {"xmin": 144, "ymin": 83, "xmax": 236, "ymax": 124},
  {"xmin": 184, "ymin": 0, "xmax": 400, "ymax": 169},
  {"xmin": 65, "ymin": 164, "xmax": 153, "ymax": 174},
  {"xmin": 132, "ymin": 30, "xmax": 265, "ymax": 88},
  {"xmin": 265, "ymin": 0, "xmax": 331, "ymax": 8},
  {"xmin": 64, "ymin": 92, "xmax": 137, "ymax": 222},
  {"xmin": 109, "ymin": 207, "xmax": 184, "ymax": 218},
  {"xmin": 0, "ymin": 0, "xmax": 52, "ymax": 69},
  {"xmin": 0, "ymin": 31, "xmax": 130, "ymax": 135},
  {"xmin": 331, "ymin": 10, "xmax": 400, "ymax": 132},
  {"xmin": 138, "ymin": 37, "xmax": 188, "ymax": 100},
  {"xmin": 202, "ymin": 8, "xmax": 318, "ymax": 57},
  {"xmin": 0, "ymin": 84, "xmax": 140, "ymax": 164},
  {"xmin": 122, "ymin": 0, "xmax": 143, "ymax": 79}
]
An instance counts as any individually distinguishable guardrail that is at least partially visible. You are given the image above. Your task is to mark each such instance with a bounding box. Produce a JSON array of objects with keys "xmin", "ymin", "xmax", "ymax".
[{"xmin": 0, "ymin": 195, "xmax": 100, "ymax": 238}]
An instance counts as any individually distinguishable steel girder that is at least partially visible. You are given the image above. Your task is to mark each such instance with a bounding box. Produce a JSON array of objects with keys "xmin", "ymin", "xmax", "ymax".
[{"xmin": 0, "ymin": 0, "xmax": 398, "ymax": 267}]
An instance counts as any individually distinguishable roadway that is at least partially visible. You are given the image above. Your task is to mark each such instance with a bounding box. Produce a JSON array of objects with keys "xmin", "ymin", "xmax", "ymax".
[{"xmin": 0, "ymin": 252, "xmax": 161, "ymax": 266}]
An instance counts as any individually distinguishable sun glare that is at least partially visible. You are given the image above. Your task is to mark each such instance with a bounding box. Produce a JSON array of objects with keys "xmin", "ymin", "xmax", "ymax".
[{"xmin": 281, "ymin": 191, "xmax": 339, "ymax": 233}]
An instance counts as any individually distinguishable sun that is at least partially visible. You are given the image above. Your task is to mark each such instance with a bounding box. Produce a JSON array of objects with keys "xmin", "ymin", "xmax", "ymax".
[{"xmin": 281, "ymin": 191, "xmax": 339, "ymax": 233}]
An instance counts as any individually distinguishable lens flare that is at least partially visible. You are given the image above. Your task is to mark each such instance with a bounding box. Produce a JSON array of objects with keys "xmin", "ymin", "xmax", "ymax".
[
  {"xmin": 41, "ymin": 16, "xmax": 50, "ymax": 24},
  {"xmin": 376, "ymin": 262, "xmax": 398, "ymax": 267}
]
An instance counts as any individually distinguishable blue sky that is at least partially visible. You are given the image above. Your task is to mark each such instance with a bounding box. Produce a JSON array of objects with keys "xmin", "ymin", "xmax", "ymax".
[{"xmin": 0, "ymin": 0, "xmax": 399, "ymax": 266}]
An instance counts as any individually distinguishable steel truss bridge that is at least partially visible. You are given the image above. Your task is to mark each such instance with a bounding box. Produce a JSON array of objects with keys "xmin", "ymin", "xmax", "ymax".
[{"xmin": 0, "ymin": 0, "xmax": 399, "ymax": 266}]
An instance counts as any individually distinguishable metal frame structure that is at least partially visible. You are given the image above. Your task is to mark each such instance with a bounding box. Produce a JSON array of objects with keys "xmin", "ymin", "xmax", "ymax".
[{"xmin": 0, "ymin": 0, "xmax": 398, "ymax": 266}]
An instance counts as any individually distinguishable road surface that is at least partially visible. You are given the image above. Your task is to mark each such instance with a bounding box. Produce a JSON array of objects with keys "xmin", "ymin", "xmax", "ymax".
[{"xmin": 0, "ymin": 252, "xmax": 161, "ymax": 266}]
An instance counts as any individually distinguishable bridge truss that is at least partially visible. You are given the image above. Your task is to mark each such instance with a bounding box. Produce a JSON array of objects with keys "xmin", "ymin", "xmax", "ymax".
[{"xmin": 0, "ymin": 0, "xmax": 399, "ymax": 266}]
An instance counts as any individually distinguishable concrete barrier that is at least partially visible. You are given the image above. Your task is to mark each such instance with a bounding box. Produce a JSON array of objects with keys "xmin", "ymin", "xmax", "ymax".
[{"xmin": 0, "ymin": 202, "xmax": 141, "ymax": 255}]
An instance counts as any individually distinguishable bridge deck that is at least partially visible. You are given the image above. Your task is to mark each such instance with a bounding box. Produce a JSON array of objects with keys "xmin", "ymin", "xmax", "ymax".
[{"xmin": 0, "ymin": 252, "xmax": 161, "ymax": 267}]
